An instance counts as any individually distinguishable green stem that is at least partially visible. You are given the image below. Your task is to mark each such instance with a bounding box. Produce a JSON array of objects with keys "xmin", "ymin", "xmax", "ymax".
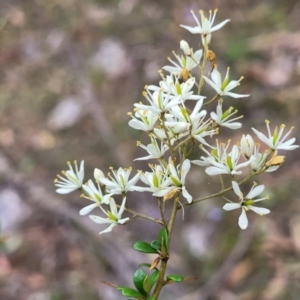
[
  {"xmin": 203, "ymin": 94, "xmax": 220, "ymax": 106},
  {"xmin": 198, "ymin": 39, "xmax": 209, "ymax": 95},
  {"xmin": 158, "ymin": 197, "xmax": 167, "ymax": 226},
  {"xmin": 173, "ymin": 135, "xmax": 193, "ymax": 152},
  {"xmin": 121, "ymin": 206, "xmax": 164, "ymax": 225},
  {"xmin": 183, "ymin": 170, "xmax": 264, "ymax": 207}
]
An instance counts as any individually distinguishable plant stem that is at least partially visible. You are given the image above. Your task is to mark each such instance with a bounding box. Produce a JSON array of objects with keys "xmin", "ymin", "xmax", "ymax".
[{"xmin": 152, "ymin": 192, "xmax": 180, "ymax": 298}]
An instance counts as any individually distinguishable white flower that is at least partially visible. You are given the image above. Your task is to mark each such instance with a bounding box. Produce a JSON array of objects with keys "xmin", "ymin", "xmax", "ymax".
[
  {"xmin": 192, "ymin": 140, "xmax": 227, "ymax": 167},
  {"xmin": 164, "ymin": 159, "xmax": 192, "ymax": 203},
  {"xmin": 134, "ymin": 88, "xmax": 182, "ymax": 115},
  {"xmin": 243, "ymin": 142, "xmax": 280, "ymax": 173},
  {"xmin": 203, "ymin": 67, "xmax": 250, "ymax": 98},
  {"xmin": 188, "ymin": 100, "xmax": 217, "ymax": 146},
  {"xmin": 252, "ymin": 120, "xmax": 299, "ymax": 151},
  {"xmin": 193, "ymin": 142, "xmax": 254, "ymax": 176},
  {"xmin": 223, "ymin": 181, "xmax": 270, "ymax": 230},
  {"xmin": 135, "ymin": 138, "xmax": 169, "ymax": 161},
  {"xmin": 240, "ymin": 134, "xmax": 255, "ymax": 159},
  {"xmin": 162, "ymin": 48, "xmax": 203, "ymax": 77},
  {"xmin": 137, "ymin": 160, "xmax": 192, "ymax": 203},
  {"xmin": 128, "ymin": 109, "xmax": 158, "ymax": 132},
  {"xmin": 134, "ymin": 164, "xmax": 172, "ymax": 196},
  {"xmin": 79, "ymin": 179, "xmax": 111, "ymax": 215},
  {"xmin": 210, "ymin": 100, "xmax": 242, "ymax": 129},
  {"xmin": 180, "ymin": 9, "xmax": 230, "ymax": 44},
  {"xmin": 89, "ymin": 197, "xmax": 129, "ymax": 234},
  {"xmin": 157, "ymin": 76, "xmax": 204, "ymax": 102},
  {"xmin": 54, "ymin": 160, "xmax": 84, "ymax": 194},
  {"xmin": 98, "ymin": 167, "xmax": 140, "ymax": 195},
  {"xmin": 164, "ymin": 102, "xmax": 203, "ymax": 137}
]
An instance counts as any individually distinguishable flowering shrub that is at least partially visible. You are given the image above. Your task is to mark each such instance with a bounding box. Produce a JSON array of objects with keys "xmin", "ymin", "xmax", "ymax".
[{"xmin": 54, "ymin": 9, "xmax": 298, "ymax": 299}]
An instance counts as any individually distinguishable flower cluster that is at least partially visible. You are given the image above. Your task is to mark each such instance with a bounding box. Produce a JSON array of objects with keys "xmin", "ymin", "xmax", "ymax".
[{"xmin": 55, "ymin": 9, "xmax": 298, "ymax": 234}]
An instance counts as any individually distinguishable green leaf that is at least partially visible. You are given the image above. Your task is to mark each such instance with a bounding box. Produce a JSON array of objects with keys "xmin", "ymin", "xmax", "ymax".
[
  {"xmin": 150, "ymin": 240, "xmax": 161, "ymax": 251},
  {"xmin": 166, "ymin": 274, "xmax": 184, "ymax": 283},
  {"xmin": 133, "ymin": 242, "xmax": 158, "ymax": 254},
  {"xmin": 133, "ymin": 269, "xmax": 147, "ymax": 296},
  {"xmin": 158, "ymin": 228, "xmax": 169, "ymax": 251},
  {"xmin": 147, "ymin": 297, "xmax": 156, "ymax": 300},
  {"xmin": 143, "ymin": 276, "xmax": 150, "ymax": 295},
  {"xmin": 117, "ymin": 286, "xmax": 145, "ymax": 298},
  {"xmin": 142, "ymin": 269, "xmax": 159, "ymax": 295},
  {"xmin": 149, "ymin": 270, "xmax": 159, "ymax": 290}
]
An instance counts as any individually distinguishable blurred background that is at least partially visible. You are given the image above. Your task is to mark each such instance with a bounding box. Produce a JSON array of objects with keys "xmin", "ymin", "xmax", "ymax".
[{"xmin": 1, "ymin": 0, "xmax": 300, "ymax": 299}]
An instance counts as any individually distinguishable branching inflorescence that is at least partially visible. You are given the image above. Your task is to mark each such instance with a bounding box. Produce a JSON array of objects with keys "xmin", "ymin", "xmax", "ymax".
[{"xmin": 54, "ymin": 9, "xmax": 298, "ymax": 299}]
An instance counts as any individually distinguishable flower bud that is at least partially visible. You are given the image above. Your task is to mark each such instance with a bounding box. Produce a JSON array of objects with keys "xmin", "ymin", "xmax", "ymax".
[
  {"xmin": 180, "ymin": 40, "xmax": 191, "ymax": 56},
  {"xmin": 240, "ymin": 134, "xmax": 255, "ymax": 159},
  {"xmin": 94, "ymin": 168, "xmax": 105, "ymax": 181}
]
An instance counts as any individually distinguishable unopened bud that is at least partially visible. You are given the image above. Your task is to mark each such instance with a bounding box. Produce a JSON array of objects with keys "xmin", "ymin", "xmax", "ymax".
[
  {"xmin": 240, "ymin": 134, "xmax": 255, "ymax": 159},
  {"xmin": 94, "ymin": 168, "xmax": 105, "ymax": 181},
  {"xmin": 180, "ymin": 40, "xmax": 191, "ymax": 56}
]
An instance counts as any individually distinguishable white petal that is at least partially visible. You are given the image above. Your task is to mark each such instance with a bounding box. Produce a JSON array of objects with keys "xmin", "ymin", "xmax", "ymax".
[
  {"xmin": 238, "ymin": 208, "xmax": 248, "ymax": 229},
  {"xmin": 181, "ymin": 159, "xmax": 191, "ymax": 182},
  {"xmin": 221, "ymin": 122, "xmax": 242, "ymax": 129},
  {"xmin": 128, "ymin": 119, "xmax": 147, "ymax": 131},
  {"xmin": 223, "ymin": 203, "xmax": 241, "ymax": 211},
  {"xmin": 179, "ymin": 25, "xmax": 201, "ymax": 34},
  {"xmin": 210, "ymin": 69, "xmax": 222, "ymax": 87},
  {"xmin": 89, "ymin": 215, "xmax": 113, "ymax": 224},
  {"xmin": 118, "ymin": 197, "xmax": 127, "ymax": 217},
  {"xmin": 231, "ymin": 181, "xmax": 242, "ymax": 198},
  {"xmin": 153, "ymin": 187, "xmax": 174, "ymax": 197},
  {"xmin": 100, "ymin": 223, "xmax": 116, "ymax": 234},
  {"xmin": 224, "ymin": 91, "xmax": 250, "ymax": 98},
  {"xmin": 248, "ymin": 206, "xmax": 270, "ymax": 215},
  {"xmin": 246, "ymin": 185, "xmax": 264, "ymax": 199},
  {"xmin": 205, "ymin": 166, "xmax": 228, "ymax": 176},
  {"xmin": 118, "ymin": 217, "xmax": 129, "ymax": 225},
  {"xmin": 182, "ymin": 186, "xmax": 192, "ymax": 203},
  {"xmin": 55, "ymin": 187, "xmax": 77, "ymax": 194},
  {"xmin": 79, "ymin": 203, "xmax": 98, "ymax": 215},
  {"xmin": 211, "ymin": 19, "xmax": 230, "ymax": 32}
]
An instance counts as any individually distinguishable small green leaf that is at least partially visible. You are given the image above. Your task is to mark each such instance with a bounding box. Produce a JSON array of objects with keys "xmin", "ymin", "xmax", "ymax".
[
  {"xmin": 143, "ymin": 276, "xmax": 150, "ymax": 294},
  {"xmin": 150, "ymin": 240, "xmax": 161, "ymax": 251},
  {"xmin": 133, "ymin": 242, "xmax": 158, "ymax": 254},
  {"xmin": 117, "ymin": 286, "xmax": 145, "ymax": 298},
  {"xmin": 149, "ymin": 269, "xmax": 159, "ymax": 290},
  {"xmin": 147, "ymin": 297, "xmax": 156, "ymax": 300},
  {"xmin": 166, "ymin": 274, "xmax": 184, "ymax": 283},
  {"xmin": 133, "ymin": 269, "xmax": 147, "ymax": 296}
]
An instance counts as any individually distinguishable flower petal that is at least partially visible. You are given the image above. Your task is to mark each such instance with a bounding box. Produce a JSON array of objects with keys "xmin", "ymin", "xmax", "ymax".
[
  {"xmin": 238, "ymin": 208, "xmax": 248, "ymax": 229},
  {"xmin": 79, "ymin": 203, "xmax": 99, "ymax": 215},
  {"xmin": 223, "ymin": 203, "xmax": 241, "ymax": 211}
]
